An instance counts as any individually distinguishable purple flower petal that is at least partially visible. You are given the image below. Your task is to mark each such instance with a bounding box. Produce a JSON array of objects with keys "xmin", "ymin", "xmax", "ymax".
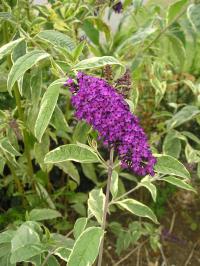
[{"xmin": 66, "ymin": 72, "xmax": 156, "ymax": 176}]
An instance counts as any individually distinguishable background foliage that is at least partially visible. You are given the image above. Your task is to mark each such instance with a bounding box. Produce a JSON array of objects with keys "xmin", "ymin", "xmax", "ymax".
[{"xmin": 0, "ymin": 0, "xmax": 200, "ymax": 265}]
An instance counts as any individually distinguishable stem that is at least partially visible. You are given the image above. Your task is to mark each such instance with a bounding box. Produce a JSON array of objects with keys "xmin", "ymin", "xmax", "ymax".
[
  {"xmin": 41, "ymin": 251, "xmax": 53, "ymax": 266},
  {"xmin": 138, "ymin": 5, "xmax": 188, "ymax": 55},
  {"xmin": 13, "ymin": 84, "xmax": 34, "ymax": 181},
  {"xmin": 2, "ymin": 4, "xmax": 34, "ymax": 185},
  {"xmin": 75, "ymin": 0, "xmax": 81, "ymax": 11},
  {"xmin": 114, "ymin": 240, "xmax": 148, "ymax": 266},
  {"xmin": 97, "ymin": 148, "xmax": 114, "ymax": 266},
  {"xmin": 112, "ymin": 174, "xmax": 161, "ymax": 203},
  {"xmin": 113, "ymin": 184, "xmax": 140, "ymax": 202},
  {"xmin": 6, "ymin": 160, "xmax": 24, "ymax": 194},
  {"xmin": 26, "ymin": 0, "xmax": 31, "ymax": 21}
]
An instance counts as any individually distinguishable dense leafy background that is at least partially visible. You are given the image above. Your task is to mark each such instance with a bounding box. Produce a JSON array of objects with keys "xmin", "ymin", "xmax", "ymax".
[{"xmin": 0, "ymin": 0, "xmax": 200, "ymax": 265}]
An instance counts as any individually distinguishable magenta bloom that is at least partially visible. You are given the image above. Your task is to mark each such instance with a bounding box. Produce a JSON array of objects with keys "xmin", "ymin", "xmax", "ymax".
[
  {"xmin": 66, "ymin": 72, "xmax": 156, "ymax": 176},
  {"xmin": 113, "ymin": 1, "xmax": 123, "ymax": 13}
]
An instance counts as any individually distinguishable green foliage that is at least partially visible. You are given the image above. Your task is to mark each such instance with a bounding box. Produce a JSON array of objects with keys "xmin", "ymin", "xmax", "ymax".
[
  {"xmin": 0, "ymin": 0, "xmax": 199, "ymax": 265},
  {"xmin": 115, "ymin": 198, "xmax": 158, "ymax": 224},
  {"xmin": 155, "ymin": 154, "xmax": 190, "ymax": 179},
  {"xmin": 0, "ymin": 38, "xmax": 25, "ymax": 60},
  {"xmin": 28, "ymin": 208, "xmax": 62, "ymax": 221},
  {"xmin": 44, "ymin": 144, "xmax": 100, "ymax": 164},
  {"xmin": 68, "ymin": 227, "xmax": 103, "ymax": 266},
  {"xmin": 7, "ymin": 50, "xmax": 50, "ymax": 94},
  {"xmin": 162, "ymin": 175, "xmax": 195, "ymax": 192},
  {"xmin": 88, "ymin": 189, "xmax": 105, "ymax": 225},
  {"xmin": 73, "ymin": 56, "xmax": 125, "ymax": 74},
  {"xmin": 35, "ymin": 79, "xmax": 65, "ymax": 142}
]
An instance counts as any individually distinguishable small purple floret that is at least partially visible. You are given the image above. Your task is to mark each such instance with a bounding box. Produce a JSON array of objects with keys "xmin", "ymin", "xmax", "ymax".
[
  {"xmin": 66, "ymin": 72, "xmax": 156, "ymax": 176},
  {"xmin": 113, "ymin": 1, "xmax": 123, "ymax": 13}
]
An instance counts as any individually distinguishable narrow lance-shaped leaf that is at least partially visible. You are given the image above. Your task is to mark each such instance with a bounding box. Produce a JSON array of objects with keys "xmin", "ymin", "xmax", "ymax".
[
  {"xmin": 73, "ymin": 56, "xmax": 125, "ymax": 72},
  {"xmin": 82, "ymin": 20, "xmax": 99, "ymax": 46},
  {"xmin": 7, "ymin": 50, "xmax": 50, "ymax": 93},
  {"xmin": 163, "ymin": 130, "xmax": 181, "ymax": 158},
  {"xmin": 0, "ymin": 243, "xmax": 11, "ymax": 262},
  {"xmin": 116, "ymin": 25, "xmax": 156, "ymax": 51},
  {"xmin": 11, "ymin": 39, "xmax": 27, "ymax": 63},
  {"xmin": 162, "ymin": 176, "xmax": 196, "ymax": 192},
  {"xmin": 185, "ymin": 143, "xmax": 200, "ymax": 163},
  {"xmin": 0, "ymin": 230, "xmax": 15, "ymax": 244},
  {"xmin": 36, "ymin": 183, "xmax": 55, "ymax": 209},
  {"xmin": 167, "ymin": 33, "xmax": 186, "ymax": 69},
  {"xmin": 167, "ymin": 0, "xmax": 188, "ymax": 24},
  {"xmin": 197, "ymin": 163, "xmax": 200, "ymax": 179},
  {"xmin": 10, "ymin": 223, "xmax": 44, "ymax": 264},
  {"xmin": 0, "ymin": 253, "xmax": 15, "ymax": 266},
  {"xmin": 34, "ymin": 79, "xmax": 64, "ymax": 142},
  {"xmin": 72, "ymin": 121, "xmax": 90, "ymax": 144},
  {"xmin": 11, "ymin": 40, "xmax": 27, "ymax": 96},
  {"xmin": 110, "ymin": 171, "xmax": 119, "ymax": 198},
  {"xmin": 30, "ymin": 71, "xmax": 42, "ymax": 106},
  {"xmin": 57, "ymin": 161, "xmax": 80, "ymax": 184},
  {"xmin": 187, "ymin": 4, "xmax": 200, "ymax": 32},
  {"xmin": 50, "ymin": 105, "xmax": 69, "ymax": 132},
  {"xmin": 44, "ymin": 144, "xmax": 100, "ymax": 164},
  {"xmin": 166, "ymin": 105, "xmax": 200, "ymax": 129},
  {"xmin": 73, "ymin": 218, "xmax": 88, "ymax": 239},
  {"xmin": 115, "ymin": 199, "xmax": 158, "ymax": 224},
  {"xmin": 150, "ymin": 78, "xmax": 166, "ymax": 106},
  {"xmin": 154, "ymin": 154, "xmax": 190, "ymax": 179},
  {"xmin": 0, "ymin": 38, "xmax": 24, "ymax": 60},
  {"xmin": 36, "ymin": 30, "xmax": 75, "ymax": 51},
  {"xmin": 139, "ymin": 177, "xmax": 157, "ymax": 202},
  {"xmin": 181, "ymin": 131, "xmax": 200, "ymax": 145},
  {"xmin": 54, "ymin": 247, "xmax": 71, "ymax": 262},
  {"xmin": 0, "ymin": 11, "xmax": 15, "ymax": 23},
  {"xmin": 0, "ymin": 138, "xmax": 21, "ymax": 157},
  {"xmin": 42, "ymin": 255, "xmax": 59, "ymax": 266},
  {"xmin": 29, "ymin": 208, "xmax": 61, "ymax": 221},
  {"xmin": 88, "ymin": 189, "xmax": 105, "ymax": 225},
  {"xmin": 81, "ymin": 163, "xmax": 98, "ymax": 184},
  {"xmin": 68, "ymin": 227, "xmax": 104, "ymax": 266},
  {"xmin": 0, "ymin": 156, "xmax": 5, "ymax": 174}
]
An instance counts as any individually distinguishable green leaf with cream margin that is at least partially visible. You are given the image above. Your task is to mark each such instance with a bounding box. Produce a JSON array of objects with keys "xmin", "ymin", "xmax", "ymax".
[
  {"xmin": 0, "ymin": 38, "xmax": 24, "ymax": 60},
  {"xmin": 57, "ymin": 161, "xmax": 80, "ymax": 184},
  {"xmin": 7, "ymin": 50, "xmax": 50, "ymax": 94},
  {"xmin": 73, "ymin": 56, "xmax": 125, "ymax": 73},
  {"xmin": 110, "ymin": 171, "xmax": 119, "ymax": 198},
  {"xmin": 116, "ymin": 25, "xmax": 157, "ymax": 51},
  {"xmin": 29, "ymin": 208, "xmax": 61, "ymax": 221},
  {"xmin": 115, "ymin": 199, "xmax": 158, "ymax": 223},
  {"xmin": 161, "ymin": 176, "xmax": 196, "ymax": 192},
  {"xmin": 73, "ymin": 218, "xmax": 88, "ymax": 240},
  {"xmin": 0, "ymin": 138, "xmax": 21, "ymax": 157},
  {"xmin": 36, "ymin": 30, "xmax": 75, "ymax": 50},
  {"xmin": 10, "ymin": 223, "xmax": 44, "ymax": 264},
  {"xmin": 44, "ymin": 144, "xmax": 100, "ymax": 164},
  {"xmin": 68, "ymin": 227, "xmax": 103, "ymax": 266},
  {"xmin": 187, "ymin": 3, "xmax": 200, "ymax": 32},
  {"xmin": 88, "ymin": 189, "xmax": 105, "ymax": 225},
  {"xmin": 34, "ymin": 79, "xmax": 65, "ymax": 142},
  {"xmin": 166, "ymin": 105, "xmax": 200, "ymax": 130},
  {"xmin": 139, "ymin": 176, "xmax": 157, "ymax": 202},
  {"xmin": 166, "ymin": 0, "xmax": 188, "ymax": 25},
  {"xmin": 154, "ymin": 154, "xmax": 190, "ymax": 179}
]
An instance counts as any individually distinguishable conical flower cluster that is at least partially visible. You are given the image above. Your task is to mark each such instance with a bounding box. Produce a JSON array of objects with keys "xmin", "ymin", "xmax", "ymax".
[{"xmin": 66, "ymin": 72, "xmax": 156, "ymax": 176}]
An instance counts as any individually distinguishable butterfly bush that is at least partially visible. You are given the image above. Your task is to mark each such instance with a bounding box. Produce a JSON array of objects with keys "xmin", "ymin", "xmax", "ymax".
[{"xmin": 66, "ymin": 72, "xmax": 156, "ymax": 176}]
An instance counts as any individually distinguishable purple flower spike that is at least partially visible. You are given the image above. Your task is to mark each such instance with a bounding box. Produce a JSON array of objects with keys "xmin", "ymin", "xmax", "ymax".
[
  {"xmin": 113, "ymin": 1, "xmax": 123, "ymax": 13},
  {"xmin": 66, "ymin": 72, "xmax": 156, "ymax": 176}
]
